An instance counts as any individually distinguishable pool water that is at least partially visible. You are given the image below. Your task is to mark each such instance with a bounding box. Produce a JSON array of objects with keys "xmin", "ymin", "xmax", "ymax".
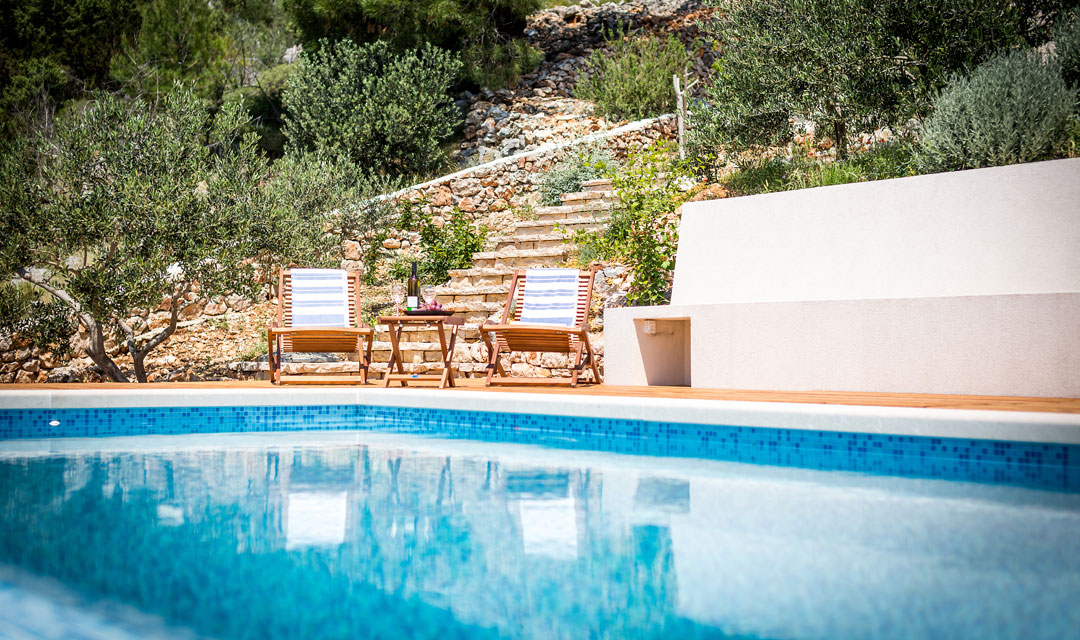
[{"xmin": 1, "ymin": 431, "xmax": 1078, "ymax": 640}]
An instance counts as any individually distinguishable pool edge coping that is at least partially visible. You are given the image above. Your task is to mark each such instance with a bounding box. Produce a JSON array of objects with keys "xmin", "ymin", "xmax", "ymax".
[{"xmin": 2, "ymin": 387, "xmax": 1079, "ymax": 445}]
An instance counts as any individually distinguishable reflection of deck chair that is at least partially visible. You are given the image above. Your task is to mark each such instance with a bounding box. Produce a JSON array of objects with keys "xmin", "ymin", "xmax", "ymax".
[
  {"xmin": 479, "ymin": 268, "xmax": 601, "ymax": 387},
  {"xmin": 267, "ymin": 268, "xmax": 374, "ymax": 384}
]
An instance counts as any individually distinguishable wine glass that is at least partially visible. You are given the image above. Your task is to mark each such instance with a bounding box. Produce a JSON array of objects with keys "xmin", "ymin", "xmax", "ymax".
[
  {"xmin": 421, "ymin": 285, "xmax": 436, "ymax": 308},
  {"xmin": 390, "ymin": 282, "xmax": 405, "ymax": 314}
]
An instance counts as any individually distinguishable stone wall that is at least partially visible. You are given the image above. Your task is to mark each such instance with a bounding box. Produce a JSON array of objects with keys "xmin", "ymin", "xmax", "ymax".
[{"xmin": 346, "ymin": 113, "xmax": 677, "ymax": 268}]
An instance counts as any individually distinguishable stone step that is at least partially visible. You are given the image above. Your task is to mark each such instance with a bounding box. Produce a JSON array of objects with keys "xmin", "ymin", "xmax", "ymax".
[
  {"xmin": 471, "ymin": 246, "xmax": 572, "ymax": 269},
  {"xmin": 492, "ymin": 232, "xmax": 573, "ymax": 251},
  {"xmin": 513, "ymin": 215, "xmax": 609, "ymax": 235},
  {"xmin": 373, "ymin": 324, "xmax": 483, "ymax": 342},
  {"xmin": 581, "ymin": 178, "xmax": 613, "ymax": 192},
  {"xmin": 445, "ymin": 266, "xmax": 518, "ymax": 287},
  {"xmin": 561, "ymin": 190, "xmax": 608, "ymax": 205},
  {"xmin": 431, "ymin": 284, "xmax": 510, "ymax": 305},
  {"xmin": 532, "ymin": 201, "xmax": 613, "ymax": 219}
]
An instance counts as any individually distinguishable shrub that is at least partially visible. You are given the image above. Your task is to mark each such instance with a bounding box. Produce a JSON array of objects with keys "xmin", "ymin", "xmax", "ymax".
[
  {"xmin": 574, "ymin": 142, "xmax": 690, "ymax": 305},
  {"xmin": 576, "ymin": 30, "xmax": 687, "ymax": 121},
  {"xmin": 721, "ymin": 142, "xmax": 917, "ymax": 196},
  {"xmin": 691, "ymin": 0, "xmax": 1075, "ymax": 168},
  {"xmin": 282, "ymin": 39, "xmax": 461, "ymax": 178},
  {"xmin": 539, "ymin": 144, "xmax": 615, "ymax": 205},
  {"xmin": 394, "ymin": 206, "xmax": 488, "ymax": 285},
  {"xmin": 917, "ymin": 50, "xmax": 1075, "ymax": 172},
  {"xmin": 1055, "ymin": 9, "xmax": 1080, "ymax": 89},
  {"xmin": 282, "ymin": 0, "xmax": 541, "ymax": 89}
]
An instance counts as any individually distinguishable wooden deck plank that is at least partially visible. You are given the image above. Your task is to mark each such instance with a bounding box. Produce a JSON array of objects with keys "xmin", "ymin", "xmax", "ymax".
[{"xmin": 2, "ymin": 379, "xmax": 1078, "ymax": 413}]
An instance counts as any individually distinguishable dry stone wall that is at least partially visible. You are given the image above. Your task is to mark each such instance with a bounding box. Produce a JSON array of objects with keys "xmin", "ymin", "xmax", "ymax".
[{"xmin": 347, "ymin": 113, "xmax": 677, "ymax": 271}]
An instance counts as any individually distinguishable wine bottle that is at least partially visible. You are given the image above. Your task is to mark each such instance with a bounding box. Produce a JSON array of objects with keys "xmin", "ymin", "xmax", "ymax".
[{"xmin": 406, "ymin": 261, "xmax": 419, "ymax": 311}]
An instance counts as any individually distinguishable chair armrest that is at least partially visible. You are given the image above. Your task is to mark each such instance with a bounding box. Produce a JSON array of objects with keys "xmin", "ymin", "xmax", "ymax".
[
  {"xmin": 479, "ymin": 323, "xmax": 586, "ymax": 335},
  {"xmin": 268, "ymin": 326, "xmax": 374, "ymax": 335}
]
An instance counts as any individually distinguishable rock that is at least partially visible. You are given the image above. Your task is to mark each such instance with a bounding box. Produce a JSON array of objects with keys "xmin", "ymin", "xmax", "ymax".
[
  {"xmin": 2, "ymin": 362, "xmax": 19, "ymax": 374},
  {"xmin": 14, "ymin": 370, "xmax": 33, "ymax": 384},
  {"xmin": 22, "ymin": 359, "xmax": 40, "ymax": 373},
  {"xmin": 450, "ymin": 178, "xmax": 483, "ymax": 197},
  {"xmin": 225, "ymin": 295, "xmax": 253, "ymax": 312},
  {"xmin": 203, "ymin": 299, "xmax": 228, "ymax": 316},
  {"xmin": 178, "ymin": 301, "xmax": 204, "ymax": 321},
  {"xmin": 0, "ymin": 372, "xmax": 15, "ymax": 384},
  {"xmin": 282, "ymin": 44, "xmax": 303, "ymax": 64},
  {"xmin": 15, "ymin": 348, "xmax": 31, "ymax": 361},
  {"xmin": 382, "ymin": 238, "xmax": 402, "ymax": 250},
  {"xmin": 46, "ymin": 367, "xmax": 78, "ymax": 383},
  {"xmin": 0, "ymin": 335, "xmax": 11, "ymax": 352},
  {"xmin": 343, "ymin": 240, "xmax": 363, "ymax": 260},
  {"xmin": 430, "ymin": 187, "xmax": 453, "ymax": 207}
]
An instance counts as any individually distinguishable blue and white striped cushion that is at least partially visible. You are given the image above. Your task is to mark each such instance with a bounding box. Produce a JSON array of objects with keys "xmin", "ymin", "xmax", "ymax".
[
  {"xmin": 516, "ymin": 268, "xmax": 579, "ymax": 327},
  {"xmin": 290, "ymin": 269, "xmax": 350, "ymax": 328}
]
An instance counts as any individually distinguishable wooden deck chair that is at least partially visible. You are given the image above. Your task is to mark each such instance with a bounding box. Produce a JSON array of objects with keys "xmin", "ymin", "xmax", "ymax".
[
  {"xmin": 479, "ymin": 268, "xmax": 601, "ymax": 387},
  {"xmin": 267, "ymin": 268, "xmax": 374, "ymax": 384}
]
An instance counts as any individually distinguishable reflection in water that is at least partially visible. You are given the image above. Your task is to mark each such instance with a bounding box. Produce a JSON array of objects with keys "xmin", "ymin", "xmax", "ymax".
[{"xmin": 0, "ymin": 435, "xmax": 1079, "ymax": 640}]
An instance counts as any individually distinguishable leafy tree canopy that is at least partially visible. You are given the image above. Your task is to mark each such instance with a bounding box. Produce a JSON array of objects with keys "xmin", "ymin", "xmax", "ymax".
[
  {"xmin": 690, "ymin": 0, "xmax": 1080, "ymax": 167},
  {"xmin": 0, "ymin": 84, "xmax": 388, "ymax": 382}
]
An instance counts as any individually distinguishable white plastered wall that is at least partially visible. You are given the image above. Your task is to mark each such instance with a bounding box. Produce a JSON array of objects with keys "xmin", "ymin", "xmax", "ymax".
[{"xmin": 605, "ymin": 158, "xmax": 1080, "ymax": 396}]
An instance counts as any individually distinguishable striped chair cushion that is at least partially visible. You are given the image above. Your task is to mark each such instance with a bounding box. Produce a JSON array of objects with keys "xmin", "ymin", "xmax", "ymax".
[
  {"xmin": 289, "ymin": 269, "xmax": 350, "ymax": 327},
  {"xmin": 516, "ymin": 268, "xmax": 579, "ymax": 327}
]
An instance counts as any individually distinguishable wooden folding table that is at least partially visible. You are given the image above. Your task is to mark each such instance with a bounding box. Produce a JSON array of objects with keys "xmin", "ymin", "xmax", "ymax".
[{"xmin": 378, "ymin": 314, "xmax": 464, "ymax": 388}]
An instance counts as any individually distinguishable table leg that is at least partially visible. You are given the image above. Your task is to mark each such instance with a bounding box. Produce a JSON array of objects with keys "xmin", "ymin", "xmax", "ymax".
[
  {"xmin": 436, "ymin": 323, "xmax": 449, "ymax": 389},
  {"xmin": 384, "ymin": 322, "xmax": 406, "ymax": 388},
  {"xmin": 444, "ymin": 323, "xmax": 459, "ymax": 388}
]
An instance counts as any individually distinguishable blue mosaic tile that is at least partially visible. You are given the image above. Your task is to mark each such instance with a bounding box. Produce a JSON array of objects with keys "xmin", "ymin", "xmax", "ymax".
[{"xmin": 0, "ymin": 404, "xmax": 1076, "ymax": 490}]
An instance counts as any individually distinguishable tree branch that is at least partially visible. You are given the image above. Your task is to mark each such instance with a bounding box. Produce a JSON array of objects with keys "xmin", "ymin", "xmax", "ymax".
[{"xmin": 14, "ymin": 267, "xmax": 95, "ymax": 329}]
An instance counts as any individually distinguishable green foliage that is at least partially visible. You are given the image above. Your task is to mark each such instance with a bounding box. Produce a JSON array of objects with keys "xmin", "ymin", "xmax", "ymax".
[
  {"xmin": 0, "ymin": 284, "xmax": 77, "ymax": 360},
  {"xmin": 576, "ymin": 30, "xmax": 687, "ymax": 121},
  {"xmin": 917, "ymin": 51, "xmax": 1076, "ymax": 172},
  {"xmin": 1056, "ymin": 9, "xmax": 1080, "ymax": 88},
  {"xmin": 463, "ymin": 38, "xmax": 544, "ymax": 89},
  {"xmin": 282, "ymin": 39, "xmax": 461, "ymax": 178},
  {"xmin": 1, "ymin": 84, "xmax": 361, "ymax": 382},
  {"xmin": 574, "ymin": 142, "xmax": 690, "ymax": 305},
  {"xmin": 282, "ymin": 0, "xmax": 541, "ymax": 88},
  {"xmin": 111, "ymin": 0, "xmax": 229, "ymax": 101},
  {"xmin": 722, "ymin": 142, "xmax": 917, "ymax": 196},
  {"xmin": 691, "ymin": 0, "xmax": 1078, "ymax": 167},
  {"xmin": 394, "ymin": 206, "xmax": 488, "ymax": 285},
  {"xmin": 539, "ymin": 144, "xmax": 615, "ymax": 205},
  {"xmin": 0, "ymin": 0, "xmax": 141, "ymax": 134}
]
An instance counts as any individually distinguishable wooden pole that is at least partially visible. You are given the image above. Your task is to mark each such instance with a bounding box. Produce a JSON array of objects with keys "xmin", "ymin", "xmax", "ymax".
[{"xmin": 674, "ymin": 74, "xmax": 685, "ymax": 160}]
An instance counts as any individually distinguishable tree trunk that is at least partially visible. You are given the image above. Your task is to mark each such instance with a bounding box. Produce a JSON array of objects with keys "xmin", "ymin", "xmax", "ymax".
[
  {"xmin": 85, "ymin": 322, "xmax": 130, "ymax": 383},
  {"xmin": 129, "ymin": 298, "xmax": 182, "ymax": 383},
  {"xmin": 833, "ymin": 117, "xmax": 848, "ymax": 161}
]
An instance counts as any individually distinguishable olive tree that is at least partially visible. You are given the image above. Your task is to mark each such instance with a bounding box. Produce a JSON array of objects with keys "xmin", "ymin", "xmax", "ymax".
[
  {"xmin": 0, "ymin": 84, "xmax": 377, "ymax": 382},
  {"xmin": 690, "ymin": 0, "xmax": 1079, "ymax": 167}
]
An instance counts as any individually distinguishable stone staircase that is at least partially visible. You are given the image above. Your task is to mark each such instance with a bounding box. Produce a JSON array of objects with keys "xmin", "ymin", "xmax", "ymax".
[{"xmin": 368, "ymin": 178, "xmax": 614, "ymax": 378}]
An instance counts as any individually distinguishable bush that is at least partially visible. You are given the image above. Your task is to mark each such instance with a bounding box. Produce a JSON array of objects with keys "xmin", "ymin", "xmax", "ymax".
[
  {"xmin": 282, "ymin": 0, "xmax": 541, "ymax": 89},
  {"xmin": 539, "ymin": 144, "xmax": 615, "ymax": 205},
  {"xmin": 1055, "ymin": 9, "xmax": 1080, "ymax": 89},
  {"xmin": 574, "ymin": 142, "xmax": 690, "ymax": 305},
  {"xmin": 576, "ymin": 30, "xmax": 687, "ymax": 121},
  {"xmin": 691, "ymin": 0, "xmax": 1075, "ymax": 168},
  {"xmin": 394, "ymin": 206, "xmax": 488, "ymax": 285},
  {"xmin": 282, "ymin": 39, "xmax": 461, "ymax": 178},
  {"xmin": 721, "ymin": 142, "xmax": 917, "ymax": 196},
  {"xmin": 917, "ymin": 50, "xmax": 1076, "ymax": 172}
]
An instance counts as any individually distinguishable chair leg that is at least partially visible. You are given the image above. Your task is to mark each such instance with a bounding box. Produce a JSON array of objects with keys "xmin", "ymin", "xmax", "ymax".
[
  {"xmin": 267, "ymin": 329, "xmax": 278, "ymax": 384},
  {"xmin": 482, "ymin": 332, "xmax": 497, "ymax": 386},
  {"xmin": 359, "ymin": 333, "xmax": 373, "ymax": 385},
  {"xmin": 583, "ymin": 334, "xmax": 600, "ymax": 384},
  {"xmin": 570, "ymin": 342, "xmax": 585, "ymax": 388}
]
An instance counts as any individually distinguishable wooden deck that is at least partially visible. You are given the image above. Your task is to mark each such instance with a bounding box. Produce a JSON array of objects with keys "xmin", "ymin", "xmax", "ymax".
[{"xmin": 3, "ymin": 379, "xmax": 1079, "ymax": 414}]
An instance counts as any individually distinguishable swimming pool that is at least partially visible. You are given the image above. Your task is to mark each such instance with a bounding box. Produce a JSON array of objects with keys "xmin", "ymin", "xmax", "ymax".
[{"xmin": 1, "ymin": 396, "xmax": 1078, "ymax": 639}]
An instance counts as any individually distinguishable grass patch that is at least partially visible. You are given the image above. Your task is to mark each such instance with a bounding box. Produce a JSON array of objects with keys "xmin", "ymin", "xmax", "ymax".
[{"xmin": 722, "ymin": 142, "xmax": 917, "ymax": 196}]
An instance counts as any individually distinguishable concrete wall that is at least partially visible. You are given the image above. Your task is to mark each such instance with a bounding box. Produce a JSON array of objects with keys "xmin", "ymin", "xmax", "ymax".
[
  {"xmin": 606, "ymin": 159, "xmax": 1080, "ymax": 396},
  {"xmin": 672, "ymin": 158, "xmax": 1080, "ymax": 305}
]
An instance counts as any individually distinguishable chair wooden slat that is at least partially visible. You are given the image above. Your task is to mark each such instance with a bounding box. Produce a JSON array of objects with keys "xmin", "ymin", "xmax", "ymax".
[
  {"xmin": 480, "ymin": 268, "xmax": 600, "ymax": 387},
  {"xmin": 268, "ymin": 269, "xmax": 374, "ymax": 385}
]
